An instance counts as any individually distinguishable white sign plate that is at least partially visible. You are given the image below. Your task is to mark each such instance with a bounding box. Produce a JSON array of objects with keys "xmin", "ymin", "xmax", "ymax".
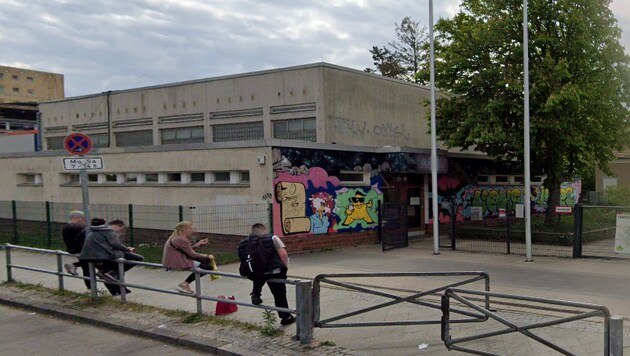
[
  {"xmin": 410, "ymin": 197, "xmax": 421, "ymax": 206},
  {"xmin": 515, "ymin": 204, "xmax": 525, "ymax": 219},
  {"xmin": 555, "ymin": 206, "xmax": 573, "ymax": 214},
  {"xmin": 62, "ymin": 157, "xmax": 104, "ymax": 171},
  {"xmin": 614, "ymin": 214, "xmax": 630, "ymax": 254}
]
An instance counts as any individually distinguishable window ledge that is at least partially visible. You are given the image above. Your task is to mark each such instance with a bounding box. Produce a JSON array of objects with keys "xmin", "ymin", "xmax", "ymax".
[{"xmin": 17, "ymin": 183, "xmax": 44, "ymax": 187}]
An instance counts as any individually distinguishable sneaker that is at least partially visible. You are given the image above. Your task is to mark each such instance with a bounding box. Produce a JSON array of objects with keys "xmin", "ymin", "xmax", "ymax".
[
  {"xmin": 96, "ymin": 271, "xmax": 118, "ymax": 283},
  {"xmin": 251, "ymin": 295, "xmax": 263, "ymax": 305},
  {"xmin": 280, "ymin": 316, "xmax": 296, "ymax": 326},
  {"xmin": 64, "ymin": 263, "xmax": 78, "ymax": 276},
  {"xmin": 177, "ymin": 282, "xmax": 194, "ymax": 294}
]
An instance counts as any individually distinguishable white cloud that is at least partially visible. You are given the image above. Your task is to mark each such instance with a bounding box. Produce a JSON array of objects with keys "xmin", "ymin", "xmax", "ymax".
[{"xmin": 0, "ymin": 0, "xmax": 628, "ymax": 96}]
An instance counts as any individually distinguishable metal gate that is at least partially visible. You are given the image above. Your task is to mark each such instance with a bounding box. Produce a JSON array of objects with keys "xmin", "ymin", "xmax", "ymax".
[{"xmin": 379, "ymin": 202, "xmax": 408, "ymax": 251}]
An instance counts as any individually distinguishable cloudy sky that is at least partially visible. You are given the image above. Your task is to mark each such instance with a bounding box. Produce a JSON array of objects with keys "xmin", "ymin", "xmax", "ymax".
[{"xmin": 2, "ymin": 0, "xmax": 629, "ymax": 97}]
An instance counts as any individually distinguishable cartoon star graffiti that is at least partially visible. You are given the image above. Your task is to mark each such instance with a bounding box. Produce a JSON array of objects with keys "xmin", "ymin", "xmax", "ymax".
[
  {"xmin": 309, "ymin": 192, "xmax": 335, "ymax": 234},
  {"xmin": 343, "ymin": 191, "xmax": 374, "ymax": 226}
]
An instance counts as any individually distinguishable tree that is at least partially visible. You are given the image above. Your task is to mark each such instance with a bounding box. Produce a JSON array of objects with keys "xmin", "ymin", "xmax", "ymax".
[
  {"xmin": 365, "ymin": 17, "xmax": 428, "ymax": 83},
  {"xmin": 433, "ymin": 0, "xmax": 630, "ymax": 225}
]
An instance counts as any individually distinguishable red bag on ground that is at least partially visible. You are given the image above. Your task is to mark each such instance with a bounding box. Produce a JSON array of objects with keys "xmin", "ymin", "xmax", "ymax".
[{"xmin": 215, "ymin": 295, "xmax": 238, "ymax": 316}]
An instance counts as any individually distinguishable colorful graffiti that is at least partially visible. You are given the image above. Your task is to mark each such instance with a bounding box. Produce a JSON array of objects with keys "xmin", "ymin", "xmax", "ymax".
[
  {"xmin": 434, "ymin": 178, "xmax": 582, "ymax": 223},
  {"xmin": 273, "ymin": 167, "xmax": 383, "ymax": 236}
]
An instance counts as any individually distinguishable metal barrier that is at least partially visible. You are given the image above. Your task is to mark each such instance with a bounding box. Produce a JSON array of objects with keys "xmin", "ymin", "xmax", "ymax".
[
  {"xmin": 3, "ymin": 243, "xmax": 313, "ymax": 344},
  {"xmin": 313, "ymin": 272, "xmax": 490, "ymax": 328},
  {"xmin": 441, "ymin": 288, "xmax": 624, "ymax": 356}
]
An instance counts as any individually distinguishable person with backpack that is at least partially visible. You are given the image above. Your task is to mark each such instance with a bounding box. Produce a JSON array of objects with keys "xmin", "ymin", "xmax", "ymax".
[
  {"xmin": 162, "ymin": 221, "xmax": 215, "ymax": 294},
  {"xmin": 237, "ymin": 223, "xmax": 295, "ymax": 326}
]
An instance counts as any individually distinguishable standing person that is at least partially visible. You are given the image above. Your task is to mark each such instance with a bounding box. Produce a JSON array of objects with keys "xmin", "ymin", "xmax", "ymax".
[
  {"xmin": 162, "ymin": 221, "xmax": 215, "ymax": 294},
  {"xmin": 238, "ymin": 223, "xmax": 295, "ymax": 326},
  {"xmin": 61, "ymin": 210, "xmax": 91, "ymax": 289}
]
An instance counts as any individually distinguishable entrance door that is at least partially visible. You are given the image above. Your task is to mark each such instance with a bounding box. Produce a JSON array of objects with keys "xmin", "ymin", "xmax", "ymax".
[{"xmin": 380, "ymin": 188, "xmax": 409, "ymax": 251}]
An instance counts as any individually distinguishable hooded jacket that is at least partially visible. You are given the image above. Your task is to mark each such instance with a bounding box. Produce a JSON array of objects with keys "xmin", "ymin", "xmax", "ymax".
[{"xmin": 80, "ymin": 225, "xmax": 130, "ymax": 261}]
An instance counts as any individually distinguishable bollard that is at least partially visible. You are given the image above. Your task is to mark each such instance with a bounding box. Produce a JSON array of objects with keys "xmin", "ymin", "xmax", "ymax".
[
  {"xmin": 56, "ymin": 251, "xmax": 65, "ymax": 292},
  {"xmin": 5, "ymin": 245, "xmax": 12, "ymax": 282},
  {"xmin": 295, "ymin": 280, "xmax": 313, "ymax": 345},
  {"xmin": 194, "ymin": 269, "xmax": 203, "ymax": 315},
  {"xmin": 117, "ymin": 259, "xmax": 126, "ymax": 304},
  {"xmin": 88, "ymin": 262, "xmax": 98, "ymax": 302},
  {"xmin": 610, "ymin": 315, "xmax": 624, "ymax": 356}
]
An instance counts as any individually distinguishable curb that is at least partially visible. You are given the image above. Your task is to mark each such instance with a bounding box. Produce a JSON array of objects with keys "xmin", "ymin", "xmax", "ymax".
[{"xmin": 0, "ymin": 296, "xmax": 246, "ymax": 356}]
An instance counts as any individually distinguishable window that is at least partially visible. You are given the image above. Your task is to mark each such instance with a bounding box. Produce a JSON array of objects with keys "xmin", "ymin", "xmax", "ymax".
[
  {"xmin": 145, "ymin": 173, "xmax": 159, "ymax": 183},
  {"xmin": 494, "ymin": 175, "xmax": 509, "ymax": 184},
  {"xmin": 26, "ymin": 76, "xmax": 34, "ymax": 82},
  {"xmin": 273, "ymin": 118, "xmax": 316, "ymax": 141},
  {"xmin": 115, "ymin": 130, "xmax": 153, "ymax": 147},
  {"xmin": 190, "ymin": 172, "xmax": 206, "ymax": 183},
  {"xmin": 0, "ymin": 73, "xmax": 3, "ymax": 80},
  {"xmin": 167, "ymin": 173, "xmax": 182, "ymax": 182},
  {"xmin": 339, "ymin": 171, "xmax": 369, "ymax": 186},
  {"xmin": 0, "ymin": 85, "xmax": 4, "ymax": 94},
  {"xmin": 87, "ymin": 174, "xmax": 99, "ymax": 182},
  {"xmin": 212, "ymin": 121, "xmax": 264, "ymax": 142},
  {"xmin": 161, "ymin": 126, "xmax": 204, "ymax": 145},
  {"xmin": 512, "ymin": 176, "xmax": 524, "ymax": 184},
  {"xmin": 214, "ymin": 172, "xmax": 230, "ymax": 183},
  {"xmin": 47, "ymin": 136, "xmax": 65, "ymax": 150},
  {"xmin": 125, "ymin": 173, "xmax": 139, "ymax": 183},
  {"xmin": 27, "ymin": 89, "xmax": 34, "ymax": 95},
  {"xmin": 477, "ymin": 175, "xmax": 490, "ymax": 184},
  {"xmin": 12, "ymin": 75, "xmax": 18, "ymax": 80},
  {"xmin": 12, "ymin": 87, "xmax": 19, "ymax": 93},
  {"xmin": 239, "ymin": 171, "xmax": 250, "ymax": 183},
  {"xmin": 18, "ymin": 173, "xmax": 42, "ymax": 185},
  {"xmin": 532, "ymin": 176, "xmax": 544, "ymax": 183},
  {"xmin": 91, "ymin": 133, "xmax": 110, "ymax": 148},
  {"xmin": 61, "ymin": 174, "xmax": 80, "ymax": 184},
  {"xmin": 105, "ymin": 174, "xmax": 118, "ymax": 183}
]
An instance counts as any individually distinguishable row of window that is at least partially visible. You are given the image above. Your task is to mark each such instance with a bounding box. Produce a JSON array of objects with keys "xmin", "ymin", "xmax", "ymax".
[
  {"xmin": 0, "ymin": 73, "xmax": 34, "ymax": 81},
  {"xmin": 0, "ymin": 85, "xmax": 35, "ymax": 95},
  {"xmin": 18, "ymin": 171, "xmax": 250, "ymax": 186},
  {"xmin": 46, "ymin": 118, "xmax": 316, "ymax": 149},
  {"xmin": 477, "ymin": 175, "xmax": 544, "ymax": 185}
]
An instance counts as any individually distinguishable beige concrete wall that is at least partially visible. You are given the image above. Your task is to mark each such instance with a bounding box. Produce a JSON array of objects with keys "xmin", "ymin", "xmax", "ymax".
[
  {"xmin": 0, "ymin": 146, "xmax": 274, "ymax": 206},
  {"xmin": 596, "ymin": 160, "xmax": 630, "ymax": 191},
  {"xmin": 0, "ymin": 66, "xmax": 64, "ymax": 103},
  {"xmin": 322, "ymin": 66, "xmax": 436, "ymax": 149}
]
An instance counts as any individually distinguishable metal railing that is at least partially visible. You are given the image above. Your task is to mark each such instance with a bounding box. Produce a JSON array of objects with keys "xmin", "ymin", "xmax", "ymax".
[
  {"xmin": 313, "ymin": 272, "xmax": 490, "ymax": 328},
  {"xmin": 3, "ymin": 243, "xmax": 313, "ymax": 344},
  {"xmin": 441, "ymin": 288, "xmax": 624, "ymax": 356}
]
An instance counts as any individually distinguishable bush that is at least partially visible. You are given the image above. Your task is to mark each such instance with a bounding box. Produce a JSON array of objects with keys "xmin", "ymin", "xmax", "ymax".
[{"xmin": 604, "ymin": 185, "xmax": 630, "ymax": 206}]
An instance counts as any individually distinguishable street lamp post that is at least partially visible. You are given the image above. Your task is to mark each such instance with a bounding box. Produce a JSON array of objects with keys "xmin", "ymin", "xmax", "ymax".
[
  {"xmin": 523, "ymin": 0, "xmax": 533, "ymax": 262},
  {"xmin": 429, "ymin": 0, "xmax": 439, "ymax": 255}
]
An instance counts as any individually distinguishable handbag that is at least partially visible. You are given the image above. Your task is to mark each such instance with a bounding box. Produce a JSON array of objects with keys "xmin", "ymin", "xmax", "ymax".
[{"xmin": 215, "ymin": 295, "xmax": 238, "ymax": 315}]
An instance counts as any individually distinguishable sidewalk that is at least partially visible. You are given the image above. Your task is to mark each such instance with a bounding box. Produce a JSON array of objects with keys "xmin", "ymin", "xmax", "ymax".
[{"xmin": 1, "ymin": 240, "xmax": 629, "ymax": 355}]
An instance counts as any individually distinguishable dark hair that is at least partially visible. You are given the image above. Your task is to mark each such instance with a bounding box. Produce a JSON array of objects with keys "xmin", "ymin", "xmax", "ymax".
[
  {"xmin": 108, "ymin": 219, "xmax": 125, "ymax": 227},
  {"xmin": 250, "ymin": 223, "xmax": 267, "ymax": 236},
  {"xmin": 91, "ymin": 218, "xmax": 106, "ymax": 226}
]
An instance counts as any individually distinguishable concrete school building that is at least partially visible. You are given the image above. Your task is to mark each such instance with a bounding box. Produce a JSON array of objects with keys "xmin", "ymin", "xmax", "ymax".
[{"xmin": 0, "ymin": 63, "xmax": 580, "ymax": 251}]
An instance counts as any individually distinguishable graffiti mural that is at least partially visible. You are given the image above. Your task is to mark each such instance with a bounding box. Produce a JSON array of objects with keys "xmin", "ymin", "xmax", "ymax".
[
  {"xmin": 273, "ymin": 167, "xmax": 383, "ymax": 236},
  {"xmin": 433, "ymin": 178, "xmax": 582, "ymax": 223}
]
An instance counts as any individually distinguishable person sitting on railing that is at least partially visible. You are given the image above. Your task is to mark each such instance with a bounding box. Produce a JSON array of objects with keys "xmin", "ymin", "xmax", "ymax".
[
  {"xmin": 80, "ymin": 218, "xmax": 143, "ymax": 296},
  {"xmin": 162, "ymin": 221, "xmax": 215, "ymax": 294},
  {"xmin": 61, "ymin": 210, "xmax": 91, "ymax": 289}
]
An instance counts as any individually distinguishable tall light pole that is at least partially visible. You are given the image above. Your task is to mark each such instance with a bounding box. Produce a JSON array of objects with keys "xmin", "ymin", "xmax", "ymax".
[
  {"xmin": 523, "ymin": 0, "xmax": 533, "ymax": 262},
  {"xmin": 429, "ymin": 0, "xmax": 439, "ymax": 255}
]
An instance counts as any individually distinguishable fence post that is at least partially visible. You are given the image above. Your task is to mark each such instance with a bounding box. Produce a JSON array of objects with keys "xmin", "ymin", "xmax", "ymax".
[
  {"xmin": 128, "ymin": 204, "xmax": 134, "ymax": 246},
  {"xmin": 56, "ymin": 251, "xmax": 64, "ymax": 292},
  {"xmin": 295, "ymin": 280, "xmax": 313, "ymax": 345},
  {"xmin": 610, "ymin": 315, "xmax": 623, "ymax": 356},
  {"xmin": 178, "ymin": 205, "xmax": 184, "ymax": 222},
  {"xmin": 88, "ymin": 262, "xmax": 98, "ymax": 302},
  {"xmin": 118, "ymin": 259, "xmax": 126, "ymax": 304},
  {"xmin": 506, "ymin": 200, "xmax": 511, "ymax": 254},
  {"xmin": 194, "ymin": 269, "xmax": 203, "ymax": 315},
  {"xmin": 377, "ymin": 200, "xmax": 383, "ymax": 246},
  {"xmin": 5, "ymin": 245, "xmax": 12, "ymax": 282},
  {"xmin": 268, "ymin": 203, "xmax": 274, "ymax": 235},
  {"xmin": 573, "ymin": 204, "xmax": 583, "ymax": 258},
  {"xmin": 46, "ymin": 201, "xmax": 52, "ymax": 248},
  {"xmin": 450, "ymin": 197, "xmax": 456, "ymax": 250},
  {"xmin": 11, "ymin": 200, "xmax": 18, "ymax": 244}
]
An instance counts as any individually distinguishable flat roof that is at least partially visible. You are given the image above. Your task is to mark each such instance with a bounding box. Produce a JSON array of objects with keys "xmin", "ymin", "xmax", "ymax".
[
  {"xmin": 0, "ymin": 65, "xmax": 63, "ymax": 77},
  {"xmin": 40, "ymin": 62, "xmax": 431, "ymax": 105}
]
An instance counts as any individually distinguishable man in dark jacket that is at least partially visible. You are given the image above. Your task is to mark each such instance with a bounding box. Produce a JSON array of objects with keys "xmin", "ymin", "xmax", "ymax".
[
  {"xmin": 238, "ymin": 223, "xmax": 295, "ymax": 326},
  {"xmin": 61, "ymin": 211, "xmax": 90, "ymax": 289}
]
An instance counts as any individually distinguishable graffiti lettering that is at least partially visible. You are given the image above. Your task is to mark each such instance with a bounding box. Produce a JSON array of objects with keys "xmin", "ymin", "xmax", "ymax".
[
  {"xmin": 332, "ymin": 117, "xmax": 368, "ymax": 139},
  {"xmin": 373, "ymin": 122, "xmax": 410, "ymax": 141}
]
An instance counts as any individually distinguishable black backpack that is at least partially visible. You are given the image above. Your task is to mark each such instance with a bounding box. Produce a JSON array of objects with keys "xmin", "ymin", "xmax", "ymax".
[{"xmin": 237, "ymin": 235, "xmax": 274, "ymax": 280}]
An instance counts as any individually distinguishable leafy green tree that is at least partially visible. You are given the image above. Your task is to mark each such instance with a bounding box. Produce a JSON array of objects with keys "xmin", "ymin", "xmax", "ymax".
[
  {"xmin": 433, "ymin": 0, "xmax": 630, "ymax": 225},
  {"xmin": 365, "ymin": 17, "xmax": 428, "ymax": 83}
]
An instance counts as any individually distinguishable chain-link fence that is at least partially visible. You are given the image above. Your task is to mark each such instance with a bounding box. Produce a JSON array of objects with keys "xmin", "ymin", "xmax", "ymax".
[
  {"xmin": 0, "ymin": 200, "xmax": 271, "ymax": 254},
  {"xmin": 575, "ymin": 205, "xmax": 630, "ymax": 259}
]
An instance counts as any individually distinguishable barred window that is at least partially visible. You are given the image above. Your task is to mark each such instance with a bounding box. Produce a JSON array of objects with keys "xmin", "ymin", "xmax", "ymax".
[
  {"xmin": 161, "ymin": 126, "xmax": 204, "ymax": 145},
  {"xmin": 212, "ymin": 121, "xmax": 264, "ymax": 142},
  {"xmin": 272, "ymin": 118, "xmax": 316, "ymax": 142},
  {"xmin": 47, "ymin": 136, "xmax": 65, "ymax": 150},
  {"xmin": 91, "ymin": 133, "xmax": 110, "ymax": 148},
  {"xmin": 115, "ymin": 130, "xmax": 153, "ymax": 147}
]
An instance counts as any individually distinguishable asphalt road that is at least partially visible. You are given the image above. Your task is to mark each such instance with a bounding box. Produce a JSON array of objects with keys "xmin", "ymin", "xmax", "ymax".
[{"xmin": 0, "ymin": 304, "xmax": 206, "ymax": 356}]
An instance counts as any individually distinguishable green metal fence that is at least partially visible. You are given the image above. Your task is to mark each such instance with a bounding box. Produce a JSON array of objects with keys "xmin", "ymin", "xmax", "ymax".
[{"xmin": 0, "ymin": 200, "xmax": 272, "ymax": 251}]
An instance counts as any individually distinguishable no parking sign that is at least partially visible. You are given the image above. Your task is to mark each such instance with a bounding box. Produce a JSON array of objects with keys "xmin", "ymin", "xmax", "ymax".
[{"xmin": 64, "ymin": 133, "xmax": 93, "ymax": 155}]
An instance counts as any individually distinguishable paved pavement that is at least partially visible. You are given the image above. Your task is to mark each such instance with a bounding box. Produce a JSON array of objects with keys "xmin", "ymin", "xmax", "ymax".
[
  {"xmin": 1, "ymin": 239, "xmax": 629, "ymax": 355},
  {"xmin": 0, "ymin": 304, "xmax": 205, "ymax": 356}
]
